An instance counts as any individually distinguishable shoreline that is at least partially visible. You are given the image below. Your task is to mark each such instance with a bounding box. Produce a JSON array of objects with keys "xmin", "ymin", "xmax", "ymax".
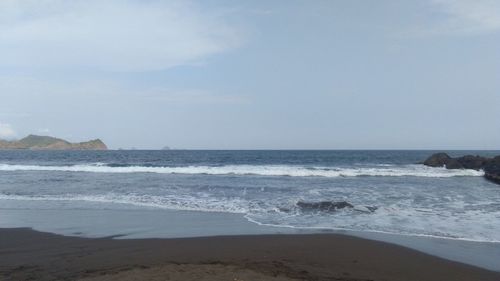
[
  {"xmin": 2, "ymin": 206, "xmax": 500, "ymax": 272},
  {"xmin": 1, "ymin": 228, "xmax": 499, "ymax": 281}
]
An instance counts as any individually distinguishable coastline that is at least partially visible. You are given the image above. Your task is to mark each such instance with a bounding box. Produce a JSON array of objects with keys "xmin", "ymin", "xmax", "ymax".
[
  {"xmin": 2, "ymin": 150, "xmax": 500, "ymax": 280},
  {"xmin": 1, "ymin": 228, "xmax": 499, "ymax": 281},
  {"xmin": 2, "ymin": 206, "xmax": 500, "ymax": 272}
]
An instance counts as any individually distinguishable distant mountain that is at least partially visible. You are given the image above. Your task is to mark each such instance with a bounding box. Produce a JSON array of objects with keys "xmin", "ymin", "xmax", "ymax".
[{"xmin": 0, "ymin": 135, "xmax": 107, "ymax": 150}]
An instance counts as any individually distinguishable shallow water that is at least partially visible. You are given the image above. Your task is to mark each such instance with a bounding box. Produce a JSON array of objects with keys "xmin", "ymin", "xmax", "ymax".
[{"xmin": 1, "ymin": 207, "xmax": 499, "ymax": 272}]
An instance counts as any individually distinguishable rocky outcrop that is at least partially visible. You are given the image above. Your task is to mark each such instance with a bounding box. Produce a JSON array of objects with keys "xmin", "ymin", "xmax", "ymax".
[
  {"xmin": 444, "ymin": 158, "xmax": 464, "ymax": 169},
  {"xmin": 423, "ymin": 153, "xmax": 452, "ymax": 167},
  {"xmin": 0, "ymin": 135, "xmax": 107, "ymax": 150},
  {"xmin": 296, "ymin": 201, "xmax": 354, "ymax": 212},
  {"xmin": 457, "ymin": 155, "xmax": 491, "ymax": 170},
  {"xmin": 423, "ymin": 153, "xmax": 500, "ymax": 185},
  {"xmin": 484, "ymin": 156, "xmax": 500, "ymax": 184},
  {"xmin": 422, "ymin": 153, "xmax": 492, "ymax": 170},
  {"xmin": 285, "ymin": 201, "xmax": 377, "ymax": 214}
]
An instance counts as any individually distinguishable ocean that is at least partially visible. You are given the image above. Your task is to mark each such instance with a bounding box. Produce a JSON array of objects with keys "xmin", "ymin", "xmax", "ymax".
[{"xmin": 1, "ymin": 150, "xmax": 499, "ymax": 243}]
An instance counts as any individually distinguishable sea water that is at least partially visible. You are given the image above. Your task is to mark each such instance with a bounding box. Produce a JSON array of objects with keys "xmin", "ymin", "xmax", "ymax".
[{"xmin": 1, "ymin": 150, "xmax": 499, "ymax": 243}]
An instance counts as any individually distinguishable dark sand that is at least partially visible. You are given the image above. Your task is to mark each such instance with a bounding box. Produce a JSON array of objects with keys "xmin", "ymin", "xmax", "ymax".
[{"xmin": 1, "ymin": 228, "xmax": 499, "ymax": 281}]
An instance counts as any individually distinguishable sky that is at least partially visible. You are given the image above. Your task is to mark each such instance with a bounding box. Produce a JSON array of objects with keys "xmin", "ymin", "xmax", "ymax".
[{"xmin": 0, "ymin": 0, "xmax": 499, "ymax": 149}]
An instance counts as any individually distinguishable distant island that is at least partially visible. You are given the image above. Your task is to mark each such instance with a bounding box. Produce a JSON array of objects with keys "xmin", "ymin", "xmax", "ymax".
[{"xmin": 0, "ymin": 135, "xmax": 107, "ymax": 150}]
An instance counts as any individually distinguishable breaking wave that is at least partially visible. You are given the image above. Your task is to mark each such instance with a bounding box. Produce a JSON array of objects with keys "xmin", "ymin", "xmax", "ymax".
[
  {"xmin": 0, "ymin": 193, "xmax": 249, "ymax": 214},
  {"xmin": 0, "ymin": 163, "xmax": 484, "ymax": 177},
  {"xmin": 1, "ymin": 192, "xmax": 499, "ymax": 243}
]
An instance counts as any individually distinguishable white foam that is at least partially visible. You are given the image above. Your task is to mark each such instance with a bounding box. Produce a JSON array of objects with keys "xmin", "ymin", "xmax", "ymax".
[
  {"xmin": 2, "ymin": 191, "xmax": 500, "ymax": 243},
  {"xmin": 0, "ymin": 193, "xmax": 248, "ymax": 214},
  {"xmin": 245, "ymin": 204, "xmax": 500, "ymax": 243},
  {"xmin": 0, "ymin": 163, "xmax": 485, "ymax": 177},
  {"xmin": 244, "ymin": 215, "xmax": 500, "ymax": 243}
]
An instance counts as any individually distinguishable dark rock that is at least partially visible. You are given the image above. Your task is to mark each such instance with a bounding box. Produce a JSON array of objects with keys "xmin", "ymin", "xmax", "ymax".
[
  {"xmin": 296, "ymin": 201, "xmax": 354, "ymax": 212},
  {"xmin": 445, "ymin": 158, "xmax": 464, "ymax": 169},
  {"xmin": 456, "ymin": 155, "xmax": 490, "ymax": 170},
  {"xmin": 286, "ymin": 201, "xmax": 377, "ymax": 214},
  {"xmin": 424, "ymin": 153, "xmax": 490, "ymax": 170},
  {"xmin": 485, "ymin": 173, "xmax": 500, "ymax": 184},
  {"xmin": 484, "ymin": 156, "xmax": 500, "ymax": 172},
  {"xmin": 423, "ymin": 153, "xmax": 500, "ymax": 185},
  {"xmin": 423, "ymin": 153, "xmax": 451, "ymax": 167},
  {"xmin": 484, "ymin": 156, "xmax": 500, "ymax": 184}
]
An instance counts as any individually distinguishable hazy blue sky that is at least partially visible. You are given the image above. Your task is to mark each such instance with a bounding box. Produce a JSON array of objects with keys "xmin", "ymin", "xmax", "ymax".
[{"xmin": 0, "ymin": 0, "xmax": 499, "ymax": 149}]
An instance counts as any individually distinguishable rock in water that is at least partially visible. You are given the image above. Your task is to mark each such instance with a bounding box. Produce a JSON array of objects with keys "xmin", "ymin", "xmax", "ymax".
[
  {"xmin": 445, "ymin": 158, "xmax": 464, "ymax": 169},
  {"xmin": 422, "ymin": 153, "xmax": 500, "ymax": 185},
  {"xmin": 423, "ymin": 153, "xmax": 451, "ymax": 167},
  {"xmin": 423, "ymin": 153, "xmax": 489, "ymax": 170},
  {"xmin": 456, "ymin": 155, "xmax": 491, "ymax": 170},
  {"xmin": 484, "ymin": 156, "xmax": 500, "ymax": 184},
  {"xmin": 296, "ymin": 201, "xmax": 354, "ymax": 212}
]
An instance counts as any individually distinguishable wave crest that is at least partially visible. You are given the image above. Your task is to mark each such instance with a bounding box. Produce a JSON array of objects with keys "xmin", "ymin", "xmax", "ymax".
[{"xmin": 0, "ymin": 163, "xmax": 484, "ymax": 177}]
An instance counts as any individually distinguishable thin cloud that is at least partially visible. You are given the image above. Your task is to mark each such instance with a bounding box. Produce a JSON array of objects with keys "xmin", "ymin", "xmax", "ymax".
[
  {"xmin": 426, "ymin": 0, "xmax": 500, "ymax": 35},
  {"xmin": 144, "ymin": 89, "xmax": 251, "ymax": 105},
  {"xmin": 0, "ymin": 0, "xmax": 244, "ymax": 72},
  {"xmin": 0, "ymin": 75, "xmax": 249, "ymax": 105}
]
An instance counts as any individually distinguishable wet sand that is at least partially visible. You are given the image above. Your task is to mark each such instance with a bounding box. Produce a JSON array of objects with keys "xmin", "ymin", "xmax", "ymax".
[{"xmin": 1, "ymin": 228, "xmax": 499, "ymax": 281}]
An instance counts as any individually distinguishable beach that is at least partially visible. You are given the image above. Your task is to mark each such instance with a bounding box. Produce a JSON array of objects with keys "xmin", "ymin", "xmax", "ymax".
[
  {"xmin": 1, "ymin": 150, "xmax": 500, "ymax": 280},
  {"xmin": 2, "ymin": 228, "xmax": 500, "ymax": 281},
  {"xmin": 3, "ymin": 0, "xmax": 499, "ymax": 279}
]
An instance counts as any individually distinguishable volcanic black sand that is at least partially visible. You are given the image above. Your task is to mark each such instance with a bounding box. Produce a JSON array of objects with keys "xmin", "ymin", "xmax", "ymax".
[{"xmin": 1, "ymin": 228, "xmax": 499, "ymax": 281}]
